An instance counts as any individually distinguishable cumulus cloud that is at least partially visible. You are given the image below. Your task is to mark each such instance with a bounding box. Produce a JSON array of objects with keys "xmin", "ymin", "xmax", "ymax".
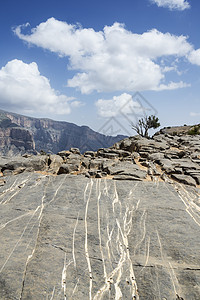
[
  {"xmin": 151, "ymin": 0, "xmax": 190, "ymax": 10},
  {"xmin": 96, "ymin": 93, "xmax": 148, "ymax": 118},
  {"xmin": 188, "ymin": 49, "xmax": 200, "ymax": 66},
  {"xmin": 14, "ymin": 18, "xmax": 193, "ymax": 94},
  {"xmin": 0, "ymin": 59, "xmax": 76, "ymax": 115}
]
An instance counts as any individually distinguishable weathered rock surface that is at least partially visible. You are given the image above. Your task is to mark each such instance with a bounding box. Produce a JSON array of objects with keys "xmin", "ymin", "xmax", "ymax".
[
  {"xmin": 0, "ymin": 129, "xmax": 200, "ymax": 298},
  {"xmin": 0, "ymin": 174, "xmax": 199, "ymax": 299},
  {"xmin": 0, "ymin": 128, "xmax": 200, "ymax": 188},
  {"xmin": 171, "ymin": 174, "xmax": 197, "ymax": 186},
  {"xmin": 111, "ymin": 132, "xmax": 200, "ymax": 187}
]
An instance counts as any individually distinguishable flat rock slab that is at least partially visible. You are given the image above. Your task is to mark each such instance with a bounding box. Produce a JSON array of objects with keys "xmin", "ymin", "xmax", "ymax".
[
  {"xmin": 0, "ymin": 174, "xmax": 200, "ymax": 299},
  {"xmin": 171, "ymin": 174, "xmax": 197, "ymax": 186}
]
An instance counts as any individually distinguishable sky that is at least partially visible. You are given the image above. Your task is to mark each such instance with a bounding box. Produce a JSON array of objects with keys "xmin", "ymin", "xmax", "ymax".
[{"xmin": 0, "ymin": 0, "xmax": 200, "ymax": 136}]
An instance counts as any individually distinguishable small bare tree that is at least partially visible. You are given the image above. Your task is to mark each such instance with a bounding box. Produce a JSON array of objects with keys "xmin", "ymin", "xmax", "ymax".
[{"xmin": 132, "ymin": 115, "xmax": 160, "ymax": 138}]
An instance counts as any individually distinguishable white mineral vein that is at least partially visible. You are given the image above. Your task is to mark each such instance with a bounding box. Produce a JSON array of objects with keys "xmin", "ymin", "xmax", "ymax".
[
  {"xmin": 112, "ymin": 181, "xmax": 122, "ymax": 215},
  {"xmin": 72, "ymin": 212, "xmax": 79, "ymax": 268},
  {"xmin": 0, "ymin": 177, "xmax": 30, "ymax": 205},
  {"xmin": 72, "ymin": 278, "xmax": 80, "ymax": 296},
  {"xmin": 156, "ymin": 229, "xmax": 178, "ymax": 297},
  {"xmin": 168, "ymin": 261, "xmax": 182, "ymax": 297},
  {"xmin": 140, "ymin": 236, "xmax": 151, "ymax": 273},
  {"xmin": 96, "ymin": 179, "xmax": 107, "ymax": 279},
  {"xmin": 0, "ymin": 205, "xmax": 40, "ymax": 273},
  {"xmin": 175, "ymin": 183, "xmax": 200, "ymax": 226},
  {"xmin": 133, "ymin": 210, "xmax": 147, "ymax": 256},
  {"xmin": 84, "ymin": 179, "xmax": 94, "ymax": 300},
  {"xmin": 0, "ymin": 178, "xmax": 18, "ymax": 199},
  {"xmin": 94, "ymin": 180, "xmax": 139, "ymax": 300},
  {"xmin": 49, "ymin": 286, "xmax": 55, "ymax": 300},
  {"xmin": 166, "ymin": 182, "xmax": 200, "ymax": 227},
  {"xmin": 106, "ymin": 224, "xmax": 115, "ymax": 262},
  {"xmin": 48, "ymin": 175, "xmax": 67, "ymax": 205},
  {"xmin": 0, "ymin": 211, "xmax": 33, "ymax": 231},
  {"xmin": 61, "ymin": 253, "xmax": 73, "ymax": 300}
]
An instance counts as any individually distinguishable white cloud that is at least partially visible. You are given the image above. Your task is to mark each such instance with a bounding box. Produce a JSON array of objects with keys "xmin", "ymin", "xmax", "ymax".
[
  {"xmin": 14, "ymin": 18, "xmax": 193, "ymax": 94},
  {"xmin": 153, "ymin": 80, "xmax": 191, "ymax": 91},
  {"xmin": 162, "ymin": 66, "xmax": 176, "ymax": 73},
  {"xmin": 188, "ymin": 49, "xmax": 200, "ymax": 66},
  {"xmin": 151, "ymin": 0, "xmax": 190, "ymax": 10},
  {"xmin": 0, "ymin": 59, "xmax": 76, "ymax": 115},
  {"xmin": 96, "ymin": 93, "xmax": 145, "ymax": 118},
  {"xmin": 70, "ymin": 100, "xmax": 84, "ymax": 108}
]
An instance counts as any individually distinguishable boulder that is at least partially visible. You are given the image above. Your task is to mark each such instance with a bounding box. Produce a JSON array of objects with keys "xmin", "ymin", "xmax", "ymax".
[
  {"xmin": 48, "ymin": 154, "xmax": 63, "ymax": 173},
  {"xmin": 84, "ymin": 151, "xmax": 95, "ymax": 157},
  {"xmin": 67, "ymin": 153, "xmax": 81, "ymax": 160},
  {"xmin": 57, "ymin": 162, "xmax": 79, "ymax": 175},
  {"xmin": 117, "ymin": 137, "xmax": 135, "ymax": 152},
  {"xmin": 184, "ymin": 170, "xmax": 200, "ymax": 185},
  {"xmin": 88, "ymin": 169, "xmax": 98, "ymax": 176},
  {"xmin": 95, "ymin": 173, "xmax": 102, "ymax": 178},
  {"xmin": 191, "ymin": 174, "xmax": 200, "ymax": 185},
  {"xmin": 81, "ymin": 158, "xmax": 91, "ymax": 169},
  {"xmin": 89, "ymin": 159, "xmax": 105, "ymax": 169},
  {"xmin": 158, "ymin": 159, "xmax": 175, "ymax": 174},
  {"xmin": 25, "ymin": 156, "xmax": 49, "ymax": 171},
  {"xmin": 0, "ymin": 155, "xmax": 48, "ymax": 174},
  {"xmin": 171, "ymin": 174, "xmax": 196, "ymax": 186},
  {"xmin": 105, "ymin": 162, "xmax": 147, "ymax": 179},
  {"xmin": 149, "ymin": 152, "xmax": 166, "ymax": 162},
  {"xmin": 69, "ymin": 147, "xmax": 81, "ymax": 155},
  {"xmin": 57, "ymin": 150, "xmax": 71, "ymax": 159}
]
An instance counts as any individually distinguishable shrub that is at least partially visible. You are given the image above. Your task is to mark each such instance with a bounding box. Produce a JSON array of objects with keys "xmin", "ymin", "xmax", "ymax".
[{"xmin": 188, "ymin": 125, "xmax": 200, "ymax": 135}]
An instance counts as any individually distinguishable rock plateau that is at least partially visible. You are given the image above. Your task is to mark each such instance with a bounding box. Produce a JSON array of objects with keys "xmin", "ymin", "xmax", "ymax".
[{"xmin": 0, "ymin": 129, "xmax": 200, "ymax": 299}]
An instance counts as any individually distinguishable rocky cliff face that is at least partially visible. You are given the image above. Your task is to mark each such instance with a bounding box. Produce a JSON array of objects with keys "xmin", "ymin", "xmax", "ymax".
[
  {"xmin": 0, "ymin": 131, "xmax": 200, "ymax": 299},
  {"xmin": 0, "ymin": 112, "xmax": 36, "ymax": 156},
  {"xmin": 0, "ymin": 110, "xmax": 126, "ymax": 155}
]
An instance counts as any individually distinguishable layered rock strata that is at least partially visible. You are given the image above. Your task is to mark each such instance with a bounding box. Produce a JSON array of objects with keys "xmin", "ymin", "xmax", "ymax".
[
  {"xmin": 0, "ymin": 110, "xmax": 126, "ymax": 155},
  {"xmin": 0, "ymin": 132, "xmax": 200, "ymax": 299},
  {"xmin": 0, "ymin": 132, "xmax": 200, "ymax": 187}
]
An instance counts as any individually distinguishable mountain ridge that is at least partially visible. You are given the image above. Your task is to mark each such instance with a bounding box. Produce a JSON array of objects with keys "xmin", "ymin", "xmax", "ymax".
[{"xmin": 0, "ymin": 109, "xmax": 127, "ymax": 155}]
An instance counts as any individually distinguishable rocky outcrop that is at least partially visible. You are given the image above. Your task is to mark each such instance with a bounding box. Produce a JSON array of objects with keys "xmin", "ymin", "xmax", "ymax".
[
  {"xmin": 88, "ymin": 131, "xmax": 200, "ymax": 188},
  {"xmin": 0, "ymin": 130, "xmax": 200, "ymax": 187},
  {"xmin": 0, "ymin": 110, "xmax": 126, "ymax": 155},
  {"xmin": 0, "ymin": 131, "xmax": 200, "ymax": 299},
  {"xmin": 156, "ymin": 124, "xmax": 200, "ymax": 136}
]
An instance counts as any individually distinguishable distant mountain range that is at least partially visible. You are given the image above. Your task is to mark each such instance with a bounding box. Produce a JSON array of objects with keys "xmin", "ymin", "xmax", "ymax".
[{"xmin": 0, "ymin": 109, "xmax": 127, "ymax": 155}]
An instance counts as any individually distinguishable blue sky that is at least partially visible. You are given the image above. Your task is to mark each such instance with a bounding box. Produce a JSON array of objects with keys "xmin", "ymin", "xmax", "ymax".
[{"xmin": 0, "ymin": 0, "xmax": 200, "ymax": 135}]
